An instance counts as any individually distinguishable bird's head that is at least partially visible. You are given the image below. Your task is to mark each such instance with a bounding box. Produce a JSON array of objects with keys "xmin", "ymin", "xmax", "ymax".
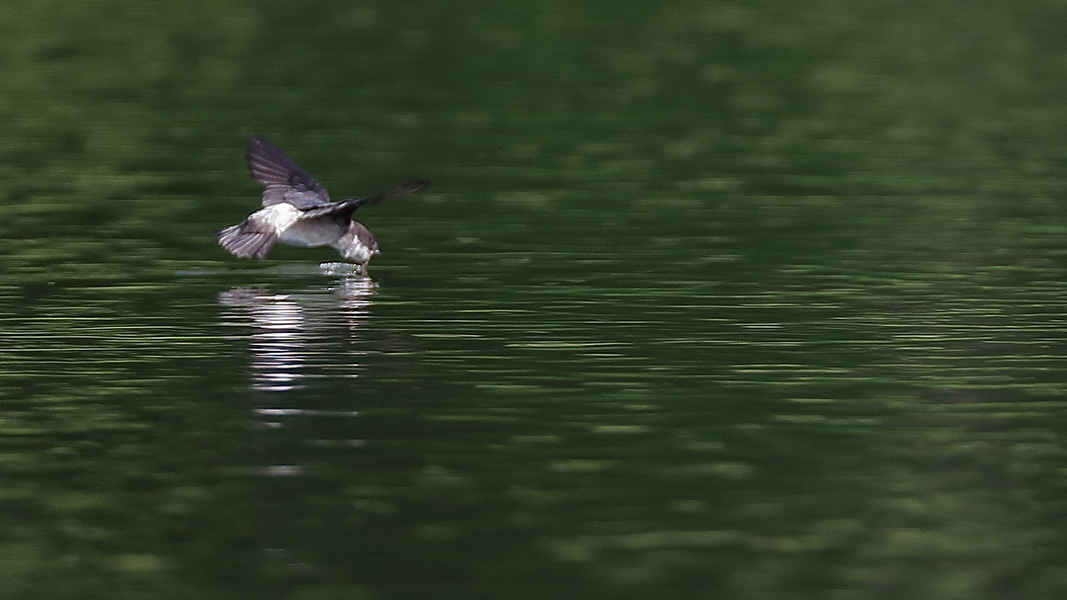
[{"xmin": 335, "ymin": 221, "xmax": 379, "ymax": 265}]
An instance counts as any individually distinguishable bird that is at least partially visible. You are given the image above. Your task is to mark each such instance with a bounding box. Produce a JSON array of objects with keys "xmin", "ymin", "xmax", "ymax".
[{"xmin": 217, "ymin": 135, "xmax": 429, "ymax": 269}]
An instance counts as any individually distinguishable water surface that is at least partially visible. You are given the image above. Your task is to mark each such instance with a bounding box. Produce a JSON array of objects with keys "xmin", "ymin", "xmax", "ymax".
[{"xmin": 3, "ymin": 1, "xmax": 1067, "ymax": 599}]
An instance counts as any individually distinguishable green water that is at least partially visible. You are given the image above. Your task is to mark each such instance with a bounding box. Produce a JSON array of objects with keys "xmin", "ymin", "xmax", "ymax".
[{"xmin": 3, "ymin": 1, "xmax": 1067, "ymax": 598}]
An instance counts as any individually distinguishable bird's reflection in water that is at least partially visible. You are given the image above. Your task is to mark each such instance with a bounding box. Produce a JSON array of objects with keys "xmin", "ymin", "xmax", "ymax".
[
  {"xmin": 218, "ymin": 272, "xmax": 377, "ymax": 574},
  {"xmin": 218, "ymin": 270, "xmax": 377, "ymax": 393}
]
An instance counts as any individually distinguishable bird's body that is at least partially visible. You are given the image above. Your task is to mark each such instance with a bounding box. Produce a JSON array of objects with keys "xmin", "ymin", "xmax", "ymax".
[{"xmin": 217, "ymin": 135, "xmax": 429, "ymax": 268}]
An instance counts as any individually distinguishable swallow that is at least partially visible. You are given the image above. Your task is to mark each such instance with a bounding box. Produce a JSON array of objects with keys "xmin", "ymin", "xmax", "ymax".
[{"xmin": 217, "ymin": 135, "xmax": 429, "ymax": 268}]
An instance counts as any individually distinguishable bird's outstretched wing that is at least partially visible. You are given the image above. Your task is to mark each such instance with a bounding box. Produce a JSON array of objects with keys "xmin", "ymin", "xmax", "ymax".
[
  {"xmin": 299, "ymin": 179, "xmax": 431, "ymax": 219},
  {"xmin": 246, "ymin": 135, "xmax": 331, "ymax": 209}
]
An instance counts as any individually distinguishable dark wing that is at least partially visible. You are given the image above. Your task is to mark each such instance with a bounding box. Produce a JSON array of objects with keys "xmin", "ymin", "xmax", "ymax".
[
  {"xmin": 246, "ymin": 135, "xmax": 331, "ymax": 209},
  {"xmin": 299, "ymin": 179, "xmax": 431, "ymax": 219}
]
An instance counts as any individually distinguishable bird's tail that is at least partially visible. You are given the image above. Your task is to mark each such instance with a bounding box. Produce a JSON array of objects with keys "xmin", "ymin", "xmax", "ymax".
[{"xmin": 216, "ymin": 219, "xmax": 278, "ymax": 259}]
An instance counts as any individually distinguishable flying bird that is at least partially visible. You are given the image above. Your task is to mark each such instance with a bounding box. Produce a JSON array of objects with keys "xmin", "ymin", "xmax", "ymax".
[{"xmin": 217, "ymin": 135, "xmax": 429, "ymax": 268}]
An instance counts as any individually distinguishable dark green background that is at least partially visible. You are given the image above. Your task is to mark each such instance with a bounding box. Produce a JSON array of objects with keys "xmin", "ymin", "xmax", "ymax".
[{"xmin": 2, "ymin": 1, "xmax": 1067, "ymax": 598}]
